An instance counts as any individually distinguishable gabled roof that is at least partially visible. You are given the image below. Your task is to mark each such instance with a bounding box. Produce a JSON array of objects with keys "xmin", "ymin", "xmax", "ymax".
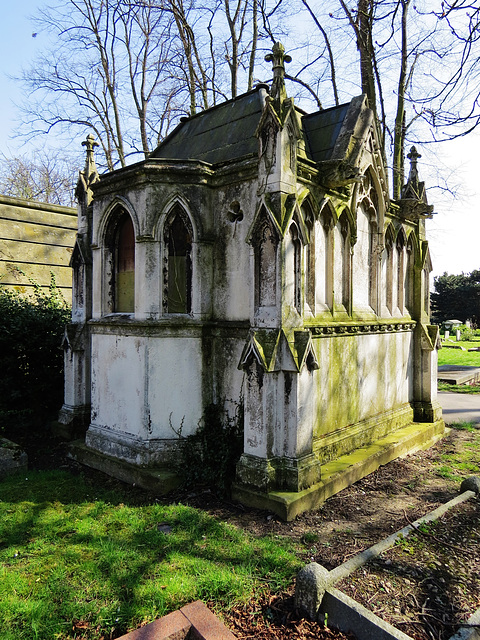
[
  {"xmin": 150, "ymin": 82, "xmax": 371, "ymax": 176},
  {"xmin": 151, "ymin": 87, "xmax": 268, "ymax": 165}
]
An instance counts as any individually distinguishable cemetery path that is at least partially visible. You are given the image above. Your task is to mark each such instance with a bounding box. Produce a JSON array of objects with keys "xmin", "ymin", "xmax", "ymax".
[{"xmin": 439, "ymin": 389, "xmax": 480, "ymax": 426}]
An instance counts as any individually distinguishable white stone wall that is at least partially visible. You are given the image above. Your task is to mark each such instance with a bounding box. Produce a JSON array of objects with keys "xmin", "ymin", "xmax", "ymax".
[{"xmin": 90, "ymin": 333, "xmax": 204, "ymax": 441}]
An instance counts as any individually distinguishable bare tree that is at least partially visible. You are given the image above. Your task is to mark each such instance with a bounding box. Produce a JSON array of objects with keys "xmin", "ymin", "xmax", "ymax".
[
  {"xmin": 418, "ymin": 1, "xmax": 480, "ymax": 138},
  {"xmin": 20, "ymin": 0, "xmax": 182, "ymax": 170},
  {"xmin": 0, "ymin": 151, "xmax": 77, "ymax": 206},
  {"xmin": 287, "ymin": 0, "xmax": 463, "ymax": 198},
  {"xmin": 18, "ymin": 0, "xmax": 271, "ymax": 167},
  {"xmin": 17, "ymin": 0, "xmax": 476, "ymax": 200}
]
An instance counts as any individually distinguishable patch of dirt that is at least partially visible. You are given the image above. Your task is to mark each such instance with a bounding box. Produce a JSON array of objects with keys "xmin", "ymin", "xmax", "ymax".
[
  {"xmin": 220, "ymin": 587, "xmax": 355, "ymax": 640},
  {"xmin": 9, "ymin": 423, "xmax": 480, "ymax": 640},
  {"xmin": 170, "ymin": 428, "xmax": 475, "ymax": 570},
  {"xmin": 338, "ymin": 498, "xmax": 480, "ymax": 640},
  {"xmin": 167, "ymin": 427, "xmax": 480, "ymax": 639}
]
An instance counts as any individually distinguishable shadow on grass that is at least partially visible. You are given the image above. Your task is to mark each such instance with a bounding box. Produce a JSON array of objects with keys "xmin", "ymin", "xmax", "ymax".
[{"xmin": 0, "ymin": 469, "xmax": 301, "ymax": 640}]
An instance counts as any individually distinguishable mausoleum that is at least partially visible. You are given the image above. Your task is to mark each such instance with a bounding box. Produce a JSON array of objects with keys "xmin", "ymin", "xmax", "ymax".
[{"xmin": 62, "ymin": 43, "xmax": 444, "ymax": 519}]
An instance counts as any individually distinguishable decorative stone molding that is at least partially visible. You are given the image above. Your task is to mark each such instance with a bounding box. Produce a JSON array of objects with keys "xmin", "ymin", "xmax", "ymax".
[{"xmin": 310, "ymin": 321, "xmax": 416, "ymax": 338}]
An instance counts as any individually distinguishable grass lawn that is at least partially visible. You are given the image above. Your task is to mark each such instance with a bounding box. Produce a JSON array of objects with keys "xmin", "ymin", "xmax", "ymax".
[
  {"xmin": 438, "ymin": 339, "xmax": 480, "ymax": 392},
  {"xmin": 435, "ymin": 421, "xmax": 480, "ymax": 480},
  {"xmin": 438, "ymin": 340, "xmax": 480, "ymax": 367},
  {"xmin": 0, "ymin": 470, "xmax": 302, "ymax": 640}
]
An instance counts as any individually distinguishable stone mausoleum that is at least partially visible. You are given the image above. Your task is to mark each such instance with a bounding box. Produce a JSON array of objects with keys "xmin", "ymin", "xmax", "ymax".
[{"xmin": 61, "ymin": 43, "xmax": 444, "ymax": 519}]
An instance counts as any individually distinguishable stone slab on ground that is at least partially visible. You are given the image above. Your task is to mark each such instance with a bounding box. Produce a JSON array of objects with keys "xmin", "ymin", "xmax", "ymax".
[
  {"xmin": 438, "ymin": 365, "xmax": 480, "ymax": 385},
  {"xmin": 0, "ymin": 438, "xmax": 28, "ymax": 479},
  {"xmin": 116, "ymin": 601, "xmax": 236, "ymax": 640}
]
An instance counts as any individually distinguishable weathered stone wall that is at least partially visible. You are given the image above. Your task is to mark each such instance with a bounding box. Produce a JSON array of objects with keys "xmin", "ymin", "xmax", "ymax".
[
  {"xmin": 310, "ymin": 328, "xmax": 414, "ymax": 463},
  {"xmin": 0, "ymin": 195, "xmax": 76, "ymax": 302}
]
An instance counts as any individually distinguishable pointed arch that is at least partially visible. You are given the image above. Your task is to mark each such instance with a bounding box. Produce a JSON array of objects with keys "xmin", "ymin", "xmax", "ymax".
[
  {"xmin": 405, "ymin": 232, "xmax": 417, "ymax": 315},
  {"xmin": 301, "ymin": 199, "xmax": 316, "ymax": 313},
  {"xmin": 101, "ymin": 203, "xmax": 137, "ymax": 314},
  {"xmin": 286, "ymin": 220, "xmax": 302, "ymax": 313},
  {"xmin": 251, "ymin": 206, "xmax": 280, "ymax": 309},
  {"xmin": 396, "ymin": 227, "xmax": 407, "ymax": 315},
  {"xmin": 382, "ymin": 223, "xmax": 395, "ymax": 315},
  {"xmin": 364, "ymin": 166, "xmax": 386, "ymax": 219},
  {"xmin": 334, "ymin": 210, "xmax": 351, "ymax": 312},
  {"xmin": 153, "ymin": 193, "xmax": 200, "ymax": 243},
  {"xmin": 162, "ymin": 204, "xmax": 194, "ymax": 314},
  {"xmin": 352, "ymin": 197, "xmax": 377, "ymax": 314},
  {"xmin": 96, "ymin": 196, "xmax": 139, "ymax": 247},
  {"xmin": 318, "ymin": 200, "xmax": 335, "ymax": 310}
]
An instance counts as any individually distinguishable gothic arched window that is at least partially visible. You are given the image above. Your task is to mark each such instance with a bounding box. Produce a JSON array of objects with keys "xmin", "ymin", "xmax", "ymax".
[
  {"xmin": 254, "ymin": 214, "xmax": 278, "ymax": 308},
  {"xmin": 405, "ymin": 236, "xmax": 415, "ymax": 314},
  {"xmin": 319, "ymin": 206, "xmax": 334, "ymax": 309},
  {"xmin": 383, "ymin": 227, "xmax": 395, "ymax": 315},
  {"xmin": 396, "ymin": 232, "xmax": 406, "ymax": 315},
  {"xmin": 303, "ymin": 204, "xmax": 315, "ymax": 312},
  {"xmin": 334, "ymin": 212, "xmax": 351, "ymax": 311},
  {"xmin": 163, "ymin": 208, "xmax": 193, "ymax": 314},
  {"xmin": 115, "ymin": 213, "xmax": 135, "ymax": 313},
  {"xmin": 287, "ymin": 221, "xmax": 301, "ymax": 313}
]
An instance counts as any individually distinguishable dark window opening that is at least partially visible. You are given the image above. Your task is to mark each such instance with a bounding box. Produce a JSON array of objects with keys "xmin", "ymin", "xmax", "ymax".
[
  {"xmin": 164, "ymin": 211, "xmax": 193, "ymax": 314},
  {"xmin": 115, "ymin": 213, "xmax": 135, "ymax": 312}
]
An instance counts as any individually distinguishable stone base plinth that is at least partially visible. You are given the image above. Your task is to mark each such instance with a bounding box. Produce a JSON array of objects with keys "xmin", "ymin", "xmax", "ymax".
[
  {"xmin": 232, "ymin": 419, "xmax": 446, "ymax": 520},
  {"xmin": 236, "ymin": 452, "xmax": 322, "ymax": 493},
  {"xmin": 53, "ymin": 404, "xmax": 91, "ymax": 440},
  {"xmin": 68, "ymin": 440, "xmax": 181, "ymax": 494}
]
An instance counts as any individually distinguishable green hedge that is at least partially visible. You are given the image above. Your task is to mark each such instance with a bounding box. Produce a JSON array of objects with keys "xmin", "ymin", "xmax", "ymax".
[{"xmin": 0, "ymin": 279, "xmax": 70, "ymax": 433}]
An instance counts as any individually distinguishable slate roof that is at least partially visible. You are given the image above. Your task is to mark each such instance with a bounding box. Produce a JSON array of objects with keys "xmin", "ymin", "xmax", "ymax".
[
  {"xmin": 302, "ymin": 103, "xmax": 351, "ymax": 163},
  {"xmin": 151, "ymin": 85, "xmax": 361, "ymax": 168},
  {"xmin": 151, "ymin": 87, "xmax": 267, "ymax": 165}
]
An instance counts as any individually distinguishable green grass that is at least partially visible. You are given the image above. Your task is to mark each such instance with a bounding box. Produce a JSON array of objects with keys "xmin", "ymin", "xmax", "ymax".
[
  {"xmin": 434, "ymin": 422, "xmax": 480, "ymax": 481},
  {"xmin": 0, "ymin": 470, "xmax": 302, "ymax": 640},
  {"xmin": 438, "ymin": 340, "xmax": 480, "ymax": 367},
  {"xmin": 438, "ymin": 382, "xmax": 480, "ymax": 393},
  {"xmin": 437, "ymin": 338, "xmax": 480, "ymax": 392}
]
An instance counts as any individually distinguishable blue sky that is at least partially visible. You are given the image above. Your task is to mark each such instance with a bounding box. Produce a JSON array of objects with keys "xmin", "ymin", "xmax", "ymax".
[
  {"xmin": 0, "ymin": 1, "xmax": 45, "ymax": 153},
  {"xmin": 1, "ymin": 1, "xmax": 478, "ymax": 281}
]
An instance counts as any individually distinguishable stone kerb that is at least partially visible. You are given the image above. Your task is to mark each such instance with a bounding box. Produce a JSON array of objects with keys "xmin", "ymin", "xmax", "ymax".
[{"xmin": 295, "ymin": 487, "xmax": 479, "ymax": 640}]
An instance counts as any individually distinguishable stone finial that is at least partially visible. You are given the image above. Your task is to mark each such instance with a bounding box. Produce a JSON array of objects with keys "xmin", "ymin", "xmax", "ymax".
[
  {"xmin": 406, "ymin": 146, "xmax": 421, "ymax": 193},
  {"xmin": 399, "ymin": 144, "xmax": 434, "ymax": 218},
  {"xmin": 265, "ymin": 42, "xmax": 291, "ymax": 106},
  {"xmin": 81, "ymin": 133, "xmax": 99, "ymax": 181},
  {"xmin": 76, "ymin": 133, "xmax": 100, "ymax": 206}
]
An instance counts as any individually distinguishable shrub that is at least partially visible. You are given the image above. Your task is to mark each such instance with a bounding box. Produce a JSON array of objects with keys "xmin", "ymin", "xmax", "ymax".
[
  {"xmin": 460, "ymin": 325, "xmax": 475, "ymax": 341},
  {"xmin": 0, "ymin": 277, "xmax": 70, "ymax": 433}
]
